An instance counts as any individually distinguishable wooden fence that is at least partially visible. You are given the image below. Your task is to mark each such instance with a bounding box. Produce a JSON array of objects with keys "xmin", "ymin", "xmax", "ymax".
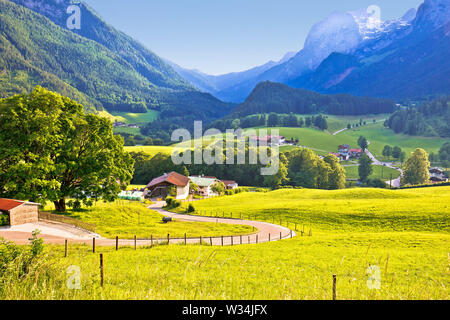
[{"xmin": 38, "ymin": 211, "xmax": 96, "ymax": 233}]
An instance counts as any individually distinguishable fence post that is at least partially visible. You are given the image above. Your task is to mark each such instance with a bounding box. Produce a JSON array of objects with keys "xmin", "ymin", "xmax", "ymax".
[
  {"xmin": 167, "ymin": 233, "xmax": 170, "ymax": 244},
  {"xmin": 269, "ymin": 233, "xmax": 271, "ymax": 242},
  {"xmin": 231, "ymin": 236, "xmax": 233, "ymax": 246},
  {"xmin": 185, "ymin": 233, "xmax": 187, "ymax": 245},
  {"xmin": 65, "ymin": 239, "xmax": 68, "ymax": 257},
  {"xmin": 200, "ymin": 236, "xmax": 202, "ymax": 245},
  {"xmin": 256, "ymin": 234, "xmax": 258, "ymax": 244},
  {"xmin": 240, "ymin": 235, "xmax": 242, "ymax": 245},
  {"xmin": 134, "ymin": 235, "xmax": 137, "ymax": 250},
  {"xmin": 280, "ymin": 232, "xmax": 282, "ymax": 240},
  {"xmin": 100, "ymin": 253, "xmax": 104, "ymax": 288},
  {"xmin": 333, "ymin": 274, "xmax": 337, "ymax": 300},
  {"xmin": 221, "ymin": 236, "xmax": 224, "ymax": 246},
  {"xmin": 151, "ymin": 235, "xmax": 153, "ymax": 247},
  {"xmin": 115, "ymin": 236, "xmax": 118, "ymax": 251},
  {"xmin": 290, "ymin": 230, "xmax": 293, "ymax": 238},
  {"xmin": 210, "ymin": 237, "xmax": 213, "ymax": 246},
  {"xmin": 93, "ymin": 238, "xmax": 95, "ymax": 253}
]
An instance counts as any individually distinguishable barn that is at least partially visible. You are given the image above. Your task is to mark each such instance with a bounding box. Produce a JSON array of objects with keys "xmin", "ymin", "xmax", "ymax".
[
  {"xmin": 0, "ymin": 199, "xmax": 40, "ymax": 226},
  {"xmin": 146, "ymin": 172, "xmax": 190, "ymax": 200}
]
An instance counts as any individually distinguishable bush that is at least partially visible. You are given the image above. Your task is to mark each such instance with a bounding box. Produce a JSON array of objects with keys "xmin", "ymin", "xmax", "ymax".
[
  {"xmin": 0, "ymin": 214, "xmax": 9, "ymax": 226},
  {"xmin": 187, "ymin": 204, "xmax": 195, "ymax": 213},
  {"xmin": 165, "ymin": 196, "xmax": 174, "ymax": 207},
  {"xmin": 365, "ymin": 178, "xmax": 387, "ymax": 188}
]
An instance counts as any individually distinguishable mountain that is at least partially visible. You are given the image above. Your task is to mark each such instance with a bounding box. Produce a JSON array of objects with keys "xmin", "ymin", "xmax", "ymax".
[
  {"xmin": 230, "ymin": 81, "xmax": 394, "ymax": 117},
  {"xmin": 290, "ymin": 0, "xmax": 450, "ymax": 100},
  {"xmin": 1, "ymin": 0, "xmax": 234, "ymax": 121},
  {"xmin": 168, "ymin": 52, "xmax": 296, "ymax": 101},
  {"xmin": 188, "ymin": 6, "xmax": 419, "ymax": 103}
]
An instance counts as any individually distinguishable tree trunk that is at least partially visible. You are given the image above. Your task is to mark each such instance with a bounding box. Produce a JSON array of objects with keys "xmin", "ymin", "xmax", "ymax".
[{"xmin": 54, "ymin": 199, "xmax": 66, "ymax": 211}]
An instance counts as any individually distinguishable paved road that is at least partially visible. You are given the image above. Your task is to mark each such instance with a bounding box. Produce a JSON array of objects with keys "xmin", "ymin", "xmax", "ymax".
[
  {"xmin": 0, "ymin": 202, "xmax": 295, "ymax": 246},
  {"xmin": 365, "ymin": 147, "xmax": 403, "ymax": 188}
]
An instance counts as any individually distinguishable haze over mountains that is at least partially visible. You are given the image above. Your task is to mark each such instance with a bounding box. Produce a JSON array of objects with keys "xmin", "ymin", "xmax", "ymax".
[{"xmin": 174, "ymin": 0, "xmax": 450, "ymax": 103}]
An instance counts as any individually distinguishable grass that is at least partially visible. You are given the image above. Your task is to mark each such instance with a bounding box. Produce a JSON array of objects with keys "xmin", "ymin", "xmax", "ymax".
[
  {"xmin": 245, "ymin": 121, "xmax": 449, "ymax": 158},
  {"xmin": 47, "ymin": 201, "xmax": 254, "ymax": 239},
  {"xmin": 110, "ymin": 110, "xmax": 160, "ymax": 124},
  {"xmin": 3, "ymin": 187, "xmax": 449, "ymax": 300},
  {"xmin": 344, "ymin": 165, "xmax": 401, "ymax": 180},
  {"xmin": 124, "ymin": 145, "xmax": 174, "ymax": 157}
]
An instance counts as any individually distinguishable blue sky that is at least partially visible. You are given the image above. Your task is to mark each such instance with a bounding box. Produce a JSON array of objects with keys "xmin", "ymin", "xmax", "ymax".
[{"xmin": 85, "ymin": 0, "xmax": 423, "ymax": 75}]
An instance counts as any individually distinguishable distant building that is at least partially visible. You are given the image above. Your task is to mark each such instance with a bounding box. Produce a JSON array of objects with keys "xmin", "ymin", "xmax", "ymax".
[
  {"xmin": 250, "ymin": 135, "xmax": 286, "ymax": 145},
  {"xmin": 221, "ymin": 180, "xmax": 239, "ymax": 190},
  {"xmin": 0, "ymin": 199, "xmax": 40, "ymax": 226},
  {"xmin": 349, "ymin": 148, "xmax": 363, "ymax": 158},
  {"xmin": 429, "ymin": 167, "xmax": 448, "ymax": 182},
  {"xmin": 189, "ymin": 176, "xmax": 220, "ymax": 197},
  {"xmin": 146, "ymin": 172, "xmax": 190, "ymax": 200}
]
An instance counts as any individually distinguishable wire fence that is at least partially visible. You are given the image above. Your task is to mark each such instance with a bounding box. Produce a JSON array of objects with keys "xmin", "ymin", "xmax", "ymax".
[{"xmin": 38, "ymin": 211, "xmax": 96, "ymax": 233}]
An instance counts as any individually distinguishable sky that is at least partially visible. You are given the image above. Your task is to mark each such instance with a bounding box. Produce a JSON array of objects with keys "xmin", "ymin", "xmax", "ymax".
[{"xmin": 84, "ymin": 0, "xmax": 423, "ymax": 75}]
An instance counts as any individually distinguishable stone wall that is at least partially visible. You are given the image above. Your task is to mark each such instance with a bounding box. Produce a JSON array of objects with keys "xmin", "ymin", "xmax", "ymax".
[{"xmin": 9, "ymin": 204, "xmax": 39, "ymax": 226}]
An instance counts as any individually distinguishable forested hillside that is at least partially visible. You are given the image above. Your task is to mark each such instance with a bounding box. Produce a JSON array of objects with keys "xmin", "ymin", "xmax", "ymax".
[
  {"xmin": 231, "ymin": 81, "xmax": 394, "ymax": 118},
  {"xmin": 385, "ymin": 96, "xmax": 450, "ymax": 137},
  {"xmin": 0, "ymin": 0, "xmax": 233, "ymax": 120}
]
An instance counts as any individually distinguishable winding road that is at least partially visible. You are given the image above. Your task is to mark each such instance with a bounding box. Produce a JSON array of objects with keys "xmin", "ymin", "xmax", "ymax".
[{"xmin": 0, "ymin": 201, "xmax": 295, "ymax": 246}]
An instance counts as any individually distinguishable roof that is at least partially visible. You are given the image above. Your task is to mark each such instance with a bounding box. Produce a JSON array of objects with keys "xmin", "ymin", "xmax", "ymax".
[
  {"xmin": 191, "ymin": 175, "xmax": 218, "ymax": 180},
  {"xmin": 350, "ymin": 148, "xmax": 362, "ymax": 152},
  {"xmin": 147, "ymin": 172, "xmax": 190, "ymax": 188},
  {"xmin": 338, "ymin": 144, "xmax": 350, "ymax": 148},
  {"xmin": 0, "ymin": 199, "xmax": 25, "ymax": 211},
  {"xmin": 221, "ymin": 180, "xmax": 237, "ymax": 186},
  {"xmin": 189, "ymin": 176, "xmax": 218, "ymax": 187}
]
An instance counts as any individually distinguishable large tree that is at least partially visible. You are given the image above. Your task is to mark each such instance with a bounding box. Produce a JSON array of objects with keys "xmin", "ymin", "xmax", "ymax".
[
  {"xmin": 402, "ymin": 148, "xmax": 431, "ymax": 185},
  {"xmin": 358, "ymin": 136, "xmax": 369, "ymax": 151},
  {"xmin": 0, "ymin": 87, "xmax": 134, "ymax": 211},
  {"xmin": 358, "ymin": 154, "xmax": 373, "ymax": 182},
  {"xmin": 323, "ymin": 154, "xmax": 346, "ymax": 190}
]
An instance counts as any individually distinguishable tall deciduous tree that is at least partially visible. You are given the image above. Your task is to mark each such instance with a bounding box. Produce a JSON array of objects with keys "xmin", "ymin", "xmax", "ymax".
[
  {"xmin": 358, "ymin": 154, "xmax": 373, "ymax": 182},
  {"xmin": 0, "ymin": 87, "xmax": 134, "ymax": 211},
  {"xmin": 323, "ymin": 154, "xmax": 346, "ymax": 190},
  {"xmin": 402, "ymin": 148, "xmax": 431, "ymax": 185}
]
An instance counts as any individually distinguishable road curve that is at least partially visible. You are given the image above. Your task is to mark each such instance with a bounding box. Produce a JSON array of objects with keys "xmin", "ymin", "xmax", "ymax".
[{"xmin": 0, "ymin": 202, "xmax": 295, "ymax": 246}]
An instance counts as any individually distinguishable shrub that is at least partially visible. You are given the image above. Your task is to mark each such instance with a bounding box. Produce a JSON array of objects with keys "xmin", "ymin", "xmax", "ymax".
[
  {"xmin": 187, "ymin": 204, "xmax": 195, "ymax": 213},
  {"xmin": 165, "ymin": 196, "xmax": 174, "ymax": 207},
  {"xmin": 0, "ymin": 214, "xmax": 9, "ymax": 226},
  {"xmin": 365, "ymin": 178, "xmax": 387, "ymax": 188}
]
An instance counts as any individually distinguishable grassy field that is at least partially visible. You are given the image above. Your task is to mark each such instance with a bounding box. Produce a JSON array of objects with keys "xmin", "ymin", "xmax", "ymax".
[
  {"xmin": 110, "ymin": 110, "xmax": 160, "ymax": 124},
  {"xmin": 344, "ymin": 165, "xmax": 401, "ymax": 180},
  {"xmin": 47, "ymin": 201, "xmax": 254, "ymax": 239},
  {"xmin": 124, "ymin": 145, "xmax": 174, "ymax": 157},
  {"xmin": 3, "ymin": 187, "xmax": 448, "ymax": 300},
  {"xmin": 250, "ymin": 122, "xmax": 449, "ymax": 158}
]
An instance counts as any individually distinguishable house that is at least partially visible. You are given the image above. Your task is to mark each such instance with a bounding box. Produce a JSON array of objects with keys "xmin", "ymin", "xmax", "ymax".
[
  {"xmin": 429, "ymin": 167, "xmax": 448, "ymax": 182},
  {"xmin": 349, "ymin": 148, "xmax": 363, "ymax": 158},
  {"xmin": 0, "ymin": 199, "xmax": 40, "ymax": 226},
  {"xmin": 146, "ymin": 172, "xmax": 190, "ymax": 200},
  {"xmin": 189, "ymin": 176, "xmax": 220, "ymax": 197},
  {"xmin": 338, "ymin": 144, "xmax": 350, "ymax": 153},
  {"xmin": 250, "ymin": 135, "xmax": 286, "ymax": 146},
  {"xmin": 221, "ymin": 180, "xmax": 239, "ymax": 190}
]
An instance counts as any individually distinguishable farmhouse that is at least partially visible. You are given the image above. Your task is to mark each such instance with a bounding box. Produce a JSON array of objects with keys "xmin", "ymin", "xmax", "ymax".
[
  {"xmin": 429, "ymin": 167, "xmax": 448, "ymax": 182},
  {"xmin": 0, "ymin": 199, "xmax": 40, "ymax": 226},
  {"xmin": 189, "ymin": 176, "xmax": 220, "ymax": 197},
  {"xmin": 250, "ymin": 135, "xmax": 286, "ymax": 146},
  {"xmin": 221, "ymin": 180, "xmax": 239, "ymax": 189},
  {"xmin": 146, "ymin": 172, "xmax": 190, "ymax": 200},
  {"xmin": 349, "ymin": 148, "xmax": 363, "ymax": 158}
]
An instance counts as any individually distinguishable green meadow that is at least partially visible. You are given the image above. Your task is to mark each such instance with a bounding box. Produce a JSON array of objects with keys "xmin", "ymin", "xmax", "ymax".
[
  {"xmin": 3, "ymin": 187, "xmax": 448, "ymax": 300},
  {"xmin": 344, "ymin": 165, "xmax": 401, "ymax": 180},
  {"xmin": 45, "ymin": 201, "xmax": 254, "ymax": 239},
  {"xmin": 124, "ymin": 145, "xmax": 174, "ymax": 157}
]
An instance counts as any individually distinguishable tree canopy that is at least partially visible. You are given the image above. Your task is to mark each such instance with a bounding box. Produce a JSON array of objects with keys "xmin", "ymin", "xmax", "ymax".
[{"xmin": 0, "ymin": 87, "xmax": 134, "ymax": 210}]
